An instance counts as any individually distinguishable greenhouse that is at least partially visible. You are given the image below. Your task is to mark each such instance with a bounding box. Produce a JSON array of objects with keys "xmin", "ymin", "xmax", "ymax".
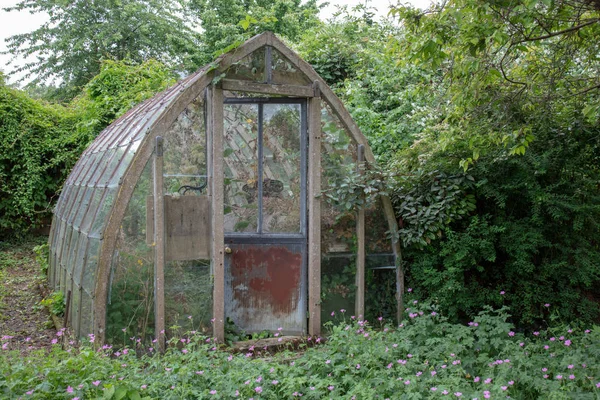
[{"xmin": 47, "ymin": 32, "xmax": 401, "ymax": 346}]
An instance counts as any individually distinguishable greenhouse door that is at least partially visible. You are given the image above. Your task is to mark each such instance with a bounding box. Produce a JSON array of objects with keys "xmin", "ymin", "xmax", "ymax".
[{"xmin": 222, "ymin": 98, "xmax": 307, "ymax": 335}]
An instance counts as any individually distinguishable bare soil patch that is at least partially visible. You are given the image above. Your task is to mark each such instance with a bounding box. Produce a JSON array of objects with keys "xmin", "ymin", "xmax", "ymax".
[{"xmin": 0, "ymin": 238, "xmax": 56, "ymax": 354}]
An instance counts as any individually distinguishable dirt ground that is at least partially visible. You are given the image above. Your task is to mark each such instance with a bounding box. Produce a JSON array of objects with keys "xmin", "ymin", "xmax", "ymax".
[{"xmin": 0, "ymin": 238, "xmax": 56, "ymax": 353}]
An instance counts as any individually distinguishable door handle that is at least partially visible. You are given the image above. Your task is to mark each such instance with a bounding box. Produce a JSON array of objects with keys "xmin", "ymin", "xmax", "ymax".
[{"xmin": 224, "ymin": 246, "xmax": 232, "ymax": 254}]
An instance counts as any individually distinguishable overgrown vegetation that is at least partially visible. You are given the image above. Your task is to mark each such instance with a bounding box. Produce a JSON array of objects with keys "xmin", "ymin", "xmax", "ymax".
[
  {"xmin": 1, "ymin": 0, "xmax": 599, "ymax": 349},
  {"xmin": 2, "ymin": 304, "xmax": 600, "ymax": 399}
]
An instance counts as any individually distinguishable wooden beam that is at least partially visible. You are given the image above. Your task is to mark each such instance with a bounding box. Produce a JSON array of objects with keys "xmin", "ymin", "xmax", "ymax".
[
  {"xmin": 153, "ymin": 136, "xmax": 166, "ymax": 352},
  {"xmin": 355, "ymin": 145, "xmax": 366, "ymax": 320},
  {"xmin": 221, "ymin": 79, "xmax": 315, "ymax": 97},
  {"xmin": 308, "ymin": 89, "xmax": 321, "ymax": 337},
  {"xmin": 209, "ymin": 86, "xmax": 226, "ymax": 342}
]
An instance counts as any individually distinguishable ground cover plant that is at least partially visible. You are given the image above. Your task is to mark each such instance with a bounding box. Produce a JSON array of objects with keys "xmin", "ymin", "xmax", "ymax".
[{"xmin": 2, "ymin": 297, "xmax": 599, "ymax": 399}]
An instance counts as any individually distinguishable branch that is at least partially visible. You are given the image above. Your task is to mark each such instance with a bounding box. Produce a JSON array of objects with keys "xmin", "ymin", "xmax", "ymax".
[
  {"xmin": 499, "ymin": 43, "xmax": 527, "ymax": 87},
  {"xmin": 518, "ymin": 18, "xmax": 600, "ymax": 43},
  {"xmin": 570, "ymin": 82, "xmax": 600, "ymax": 97}
]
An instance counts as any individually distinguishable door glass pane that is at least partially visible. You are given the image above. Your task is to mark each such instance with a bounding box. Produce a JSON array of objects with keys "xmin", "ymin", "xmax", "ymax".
[
  {"xmin": 223, "ymin": 104, "xmax": 259, "ymax": 233},
  {"xmin": 262, "ymin": 103, "xmax": 302, "ymax": 233}
]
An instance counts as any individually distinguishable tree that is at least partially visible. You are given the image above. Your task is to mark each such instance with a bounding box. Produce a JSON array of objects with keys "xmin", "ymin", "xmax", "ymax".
[
  {"xmin": 188, "ymin": 0, "xmax": 323, "ymax": 65},
  {"xmin": 3, "ymin": 0, "xmax": 199, "ymax": 99}
]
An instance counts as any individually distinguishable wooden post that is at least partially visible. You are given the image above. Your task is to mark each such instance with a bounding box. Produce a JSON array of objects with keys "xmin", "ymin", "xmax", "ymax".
[
  {"xmin": 308, "ymin": 84, "xmax": 322, "ymax": 336},
  {"xmin": 355, "ymin": 144, "xmax": 366, "ymax": 320},
  {"xmin": 208, "ymin": 86, "xmax": 225, "ymax": 342},
  {"xmin": 153, "ymin": 136, "xmax": 166, "ymax": 352}
]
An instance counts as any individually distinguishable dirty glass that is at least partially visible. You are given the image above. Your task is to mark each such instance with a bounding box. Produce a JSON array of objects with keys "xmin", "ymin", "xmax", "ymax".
[
  {"xmin": 225, "ymin": 47, "xmax": 266, "ymax": 82},
  {"xmin": 271, "ymin": 48, "xmax": 311, "ymax": 85},
  {"xmin": 262, "ymin": 103, "xmax": 302, "ymax": 233},
  {"xmin": 106, "ymin": 160, "xmax": 154, "ymax": 346},
  {"xmin": 223, "ymin": 104, "xmax": 259, "ymax": 233},
  {"xmin": 320, "ymin": 102, "xmax": 359, "ymax": 325}
]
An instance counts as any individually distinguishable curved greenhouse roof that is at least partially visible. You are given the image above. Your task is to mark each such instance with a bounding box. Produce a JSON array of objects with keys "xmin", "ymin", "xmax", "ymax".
[{"xmin": 49, "ymin": 32, "xmax": 402, "ymax": 346}]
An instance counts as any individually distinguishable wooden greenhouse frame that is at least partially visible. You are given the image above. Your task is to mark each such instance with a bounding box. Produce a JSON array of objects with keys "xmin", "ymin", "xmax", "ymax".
[{"xmin": 48, "ymin": 32, "xmax": 404, "ymax": 345}]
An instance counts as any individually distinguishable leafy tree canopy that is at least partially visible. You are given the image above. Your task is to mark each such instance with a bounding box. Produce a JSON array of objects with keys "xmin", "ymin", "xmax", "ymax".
[{"xmin": 3, "ymin": 0, "xmax": 199, "ymax": 100}]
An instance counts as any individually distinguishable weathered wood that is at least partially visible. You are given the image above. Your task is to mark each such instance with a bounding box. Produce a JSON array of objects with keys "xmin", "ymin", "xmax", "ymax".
[
  {"xmin": 153, "ymin": 136, "xmax": 166, "ymax": 352},
  {"xmin": 381, "ymin": 194, "xmax": 404, "ymax": 323},
  {"xmin": 221, "ymin": 79, "xmax": 315, "ymax": 97},
  {"xmin": 209, "ymin": 86, "xmax": 226, "ymax": 342},
  {"xmin": 355, "ymin": 145, "xmax": 366, "ymax": 320},
  {"xmin": 307, "ymin": 91, "xmax": 322, "ymax": 337},
  {"xmin": 146, "ymin": 195, "xmax": 210, "ymax": 261}
]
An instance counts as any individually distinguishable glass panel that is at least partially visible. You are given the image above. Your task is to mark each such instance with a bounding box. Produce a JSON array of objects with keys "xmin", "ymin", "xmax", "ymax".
[
  {"xmin": 225, "ymin": 47, "xmax": 266, "ymax": 82},
  {"xmin": 80, "ymin": 291, "xmax": 93, "ymax": 339},
  {"xmin": 90, "ymin": 188, "xmax": 118, "ymax": 238},
  {"xmin": 271, "ymin": 48, "xmax": 311, "ymax": 85},
  {"xmin": 88, "ymin": 148, "xmax": 117, "ymax": 187},
  {"xmin": 165, "ymin": 260, "xmax": 212, "ymax": 336},
  {"xmin": 55, "ymin": 185, "xmax": 72, "ymax": 218},
  {"xmin": 262, "ymin": 103, "xmax": 302, "ymax": 233},
  {"xmin": 320, "ymin": 101, "xmax": 359, "ymax": 326},
  {"xmin": 57, "ymin": 225, "xmax": 72, "ymax": 271},
  {"xmin": 65, "ymin": 187, "xmax": 85, "ymax": 225},
  {"xmin": 106, "ymin": 160, "xmax": 155, "ymax": 346},
  {"xmin": 75, "ymin": 152, "xmax": 99, "ymax": 186},
  {"xmin": 82, "ymin": 238, "xmax": 101, "ymax": 295},
  {"xmin": 80, "ymin": 188, "xmax": 105, "ymax": 235},
  {"xmin": 72, "ymin": 288, "xmax": 81, "ymax": 337},
  {"xmin": 223, "ymin": 104, "xmax": 259, "ymax": 233},
  {"xmin": 105, "ymin": 140, "xmax": 142, "ymax": 188},
  {"xmin": 163, "ymin": 95, "xmax": 207, "ymax": 194},
  {"xmin": 66, "ymin": 229, "xmax": 80, "ymax": 276},
  {"xmin": 72, "ymin": 187, "xmax": 94, "ymax": 230},
  {"xmin": 74, "ymin": 235, "xmax": 88, "ymax": 287}
]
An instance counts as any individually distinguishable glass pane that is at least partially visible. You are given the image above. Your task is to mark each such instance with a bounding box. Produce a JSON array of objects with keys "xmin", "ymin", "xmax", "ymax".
[
  {"xmin": 82, "ymin": 238, "xmax": 101, "ymax": 295},
  {"xmin": 106, "ymin": 159, "xmax": 155, "ymax": 346},
  {"xmin": 72, "ymin": 288, "xmax": 81, "ymax": 337},
  {"xmin": 88, "ymin": 148, "xmax": 117, "ymax": 187},
  {"xmin": 320, "ymin": 101, "xmax": 359, "ymax": 327},
  {"xmin": 271, "ymin": 48, "xmax": 311, "ymax": 85},
  {"xmin": 80, "ymin": 291, "xmax": 93, "ymax": 339},
  {"xmin": 223, "ymin": 104, "xmax": 259, "ymax": 233},
  {"xmin": 163, "ymin": 95, "xmax": 207, "ymax": 194},
  {"xmin": 225, "ymin": 47, "xmax": 266, "ymax": 82},
  {"xmin": 262, "ymin": 103, "xmax": 302, "ymax": 233},
  {"xmin": 66, "ymin": 229, "xmax": 80, "ymax": 276},
  {"xmin": 106, "ymin": 140, "xmax": 142, "ymax": 188},
  {"xmin": 72, "ymin": 187, "xmax": 94, "ymax": 230},
  {"xmin": 90, "ymin": 188, "xmax": 118, "ymax": 238},
  {"xmin": 73, "ymin": 235, "xmax": 88, "ymax": 287},
  {"xmin": 165, "ymin": 260, "xmax": 213, "ymax": 336},
  {"xmin": 80, "ymin": 188, "xmax": 105, "ymax": 235}
]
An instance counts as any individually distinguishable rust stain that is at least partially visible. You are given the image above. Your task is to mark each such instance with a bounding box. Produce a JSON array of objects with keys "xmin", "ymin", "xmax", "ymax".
[{"xmin": 230, "ymin": 245, "xmax": 301, "ymax": 315}]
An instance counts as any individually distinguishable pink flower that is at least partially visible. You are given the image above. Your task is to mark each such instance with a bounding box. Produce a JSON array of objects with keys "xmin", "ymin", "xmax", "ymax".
[
  {"xmin": 387, "ymin": 363, "xmax": 393, "ymax": 369},
  {"xmin": 407, "ymin": 288, "xmax": 413, "ymax": 292},
  {"xmin": 556, "ymin": 375, "xmax": 563, "ymax": 380},
  {"xmin": 356, "ymin": 364, "xmax": 360, "ymax": 369},
  {"xmin": 483, "ymin": 391, "xmax": 491, "ymax": 399},
  {"xmin": 331, "ymin": 311, "xmax": 335, "ymax": 317},
  {"xmin": 67, "ymin": 386, "xmax": 74, "ymax": 393},
  {"xmin": 568, "ymin": 364, "xmax": 574, "ymax": 369},
  {"xmin": 474, "ymin": 376, "xmax": 480, "ymax": 382},
  {"xmin": 255, "ymin": 387, "xmax": 262, "ymax": 393},
  {"xmin": 431, "ymin": 371, "xmax": 437, "ymax": 376},
  {"xmin": 210, "ymin": 390, "xmax": 217, "ymax": 395},
  {"xmin": 272, "ymin": 380, "xmax": 278, "ymax": 385},
  {"xmin": 508, "ymin": 331, "xmax": 515, "ymax": 337},
  {"xmin": 569, "ymin": 374, "xmax": 575, "ymax": 380},
  {"xmin": 196, "ymin": 371, "xmax": 204, "ymax": 375},
  {"xmin": 501, "ymin": 386, "xmax": 508, "ymax": 391},
  {"xmin": 92, "ymin": 381, "xmax": 101, "ymax": 387},
  {"xmin": 325, "ymin": 360, "xmax": 331, "ymax": 364},
  {"xmin": 26, "ymin": 390, "xmax": 34, "ymax": 395},
  {"xmin": 533, "ymin": 331, "xmax": 540, "ymax": 336},
  {"xmin": 141, "ymin": 385, "xmax": 147, "ymax": 389},
  {"xmin": 182, "ymin": 349, "xmax": 188, "ymax": 354},
  {"xmin": 484, "ymin": 378, "xmax": 492, "ymax": 384},
  {"xmin": 564, "ymin": 340, "xmax": 571, "ymax": 346},
  {"xmin": 442, "ymin": 390, "xmax": 449, "ymax": 395},
  {"xmin": 404, "ymin": 380, "xmax": 410, "ymax": 385},
  {"xmin": 544, "ymin": 303, "xmax": 550, "ymax": 307},
  {"xmin": 543, "ymin": 374, "xmax": 549, "ymax": 379},
  {"xmin": 500, "ymin": 291, "xmax": 505, "ymax": 295},
  {"xmin": 328, "ymin": 385, "xmax": 334, "ymax": 391},
  {"xmin": 454, "ymin": 393, "xmax": 462, "ymax": 397}
]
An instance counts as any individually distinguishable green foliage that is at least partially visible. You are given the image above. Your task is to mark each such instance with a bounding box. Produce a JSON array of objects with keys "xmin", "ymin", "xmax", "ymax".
[
  {"xmin": 40, "ymin": 290, "xmax": 65, "ymax": 317},
  {"xmin": 1, "ymin": 307, "xmax": 600, "ymax": 398},
  {"xmin": 0, "ymin": 59, "xmax": 174, "ymax": 238},
  {"xmin": 32, "ymin": 243, "xmax": 49, "ymax": 275},
  {"xmin": 3, "ymin": 0, "xmax": 198, "ymax": 98},
  {"xmin": 0, "ymin": 79, "xmax": 88, "ymax": 236},
  {"xmin": 189, "ymin": 0, "xmax": 322, "ymax": 65},
  {"xmin": 74, "ymin": 59, "xmax": 177, "ymax": 135}
]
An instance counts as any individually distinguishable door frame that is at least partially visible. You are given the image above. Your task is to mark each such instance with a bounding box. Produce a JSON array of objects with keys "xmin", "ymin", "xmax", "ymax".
[{"xmin": 209, "ymin": 84, "xmax": 322, "ymax": 341}]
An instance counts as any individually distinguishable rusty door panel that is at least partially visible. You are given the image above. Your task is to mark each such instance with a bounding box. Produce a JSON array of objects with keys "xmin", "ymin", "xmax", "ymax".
[{"xmin": 225, "ymin": 243, "xmax": 306, "ymax": 334}]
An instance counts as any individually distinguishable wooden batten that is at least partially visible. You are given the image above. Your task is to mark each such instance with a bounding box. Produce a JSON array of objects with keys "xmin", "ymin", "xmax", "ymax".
[
  {"xmin": 308, "ymin": 89, "xmax": 322, "ymax": 337},
  {"xmin": 153, "ymin": 136, "xmax": 166, "ymax": 352},
  {"xmin": 221, "ymin": 79, "xmax": 316, "ymax": 98},
  {"xmin": 355, "ymin": 145, "xmax": 366, "ymax": 320},
  {"xmin": 208, "ymin": 86, "xmax": 226, "ymax": 342}
]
